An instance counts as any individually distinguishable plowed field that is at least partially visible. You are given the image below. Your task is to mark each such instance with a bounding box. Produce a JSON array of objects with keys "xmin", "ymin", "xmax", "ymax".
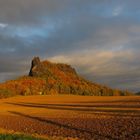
[{"xmin": 0, "ymin": 95, "xmax": 139, "ymax": 140}]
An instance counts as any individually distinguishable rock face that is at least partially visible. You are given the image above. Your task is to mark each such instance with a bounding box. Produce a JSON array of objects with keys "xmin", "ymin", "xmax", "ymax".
[
  {"xmin": 29, "ymin": 57, "xmax": 77, "ymax": 78},
  {"xmin": 29, "ymin": 57, "xmax": 41, "ymax": 76}
]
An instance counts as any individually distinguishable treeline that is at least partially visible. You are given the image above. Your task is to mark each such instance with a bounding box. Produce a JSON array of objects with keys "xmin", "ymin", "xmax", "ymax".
[
  {"xmin": 136, "ymin": 92, "xmax": 140, "ymax": 95},
  {"xmin": 0, "ymin": 77, "xmax": 46, "ymax": 98},
  {"xmin": 0, "ymin": 76, "xmax": 132, "ymax": 99}
]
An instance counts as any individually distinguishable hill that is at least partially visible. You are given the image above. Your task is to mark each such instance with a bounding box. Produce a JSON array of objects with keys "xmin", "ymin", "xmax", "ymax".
[
  {"xmin": 0, "ymin": 57, "xmax": 132, "ymax": 98},
  {"xmin": 136, "ymin": 92, "xmax": 140, "ymax": 95}
]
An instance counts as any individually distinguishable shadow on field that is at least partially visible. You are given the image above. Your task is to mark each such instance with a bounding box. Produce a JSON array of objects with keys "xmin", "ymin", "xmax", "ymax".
[
  {"xmin": 12, "ymin": 102, "xmax": 140, "ymax": 108},
  {"xmin": 76, "ymin": 100, "xmax": 140, "ymax": 103},
  {"xmin": 8, "ymin": 111, "xmax": 93, "ymax": 134},
  {"xmin": 8, "ymin": 111, "xmax": 114, "ymax": 139},
  {"xmin": 6, "ymin": 102, "xmax": 140, "ymax": 115}
]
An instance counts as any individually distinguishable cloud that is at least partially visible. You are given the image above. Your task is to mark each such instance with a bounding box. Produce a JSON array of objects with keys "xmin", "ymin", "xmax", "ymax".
[
  {"xmin": 0, "ymin": 0, "xmax": 140, "ymax": 92},
  {"xmin": 112, "ymin": 6, "xmax": 123, "ymax": 16},
  {"xmin": 0, "ymin": 23, "xmax": 8, "ymax": 28}
]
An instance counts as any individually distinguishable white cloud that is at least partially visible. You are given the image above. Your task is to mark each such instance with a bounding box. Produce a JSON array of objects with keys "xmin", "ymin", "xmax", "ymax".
[
  {"xmin": 48, "ymin": 48, "xmax": 135, "ymax": 75},
  {"xmin": 0, "ymin": 23, "xmax": 8, "ymax": 28},
  {"xmin": 112, "ymin": 6, "xmax": 122, "ymax": 16}
]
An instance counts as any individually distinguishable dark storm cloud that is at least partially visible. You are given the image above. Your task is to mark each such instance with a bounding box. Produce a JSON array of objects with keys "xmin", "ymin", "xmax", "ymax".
[
  {"xmin": 0, "ymin": 0, "xmax": 140, "ymax": 92},
  {"xmin": 0, "ymin": 0, "xmax": 68, "ymax": 25}
]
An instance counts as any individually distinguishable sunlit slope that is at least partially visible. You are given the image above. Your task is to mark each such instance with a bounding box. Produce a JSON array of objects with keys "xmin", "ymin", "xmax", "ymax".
[{"xmin": 0, "ymin": 57, "xmax": 132, "ymax": 97}]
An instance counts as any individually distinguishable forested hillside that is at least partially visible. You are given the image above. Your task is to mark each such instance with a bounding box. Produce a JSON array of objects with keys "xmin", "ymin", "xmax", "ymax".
[{"xmin": 0, "ymin": 57, "xmax": 132, "ymax": 98}]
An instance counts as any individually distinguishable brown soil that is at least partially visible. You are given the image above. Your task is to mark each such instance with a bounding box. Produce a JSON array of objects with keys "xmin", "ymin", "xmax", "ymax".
[{"xmin": 0, "ymin": 95, "xmax": 139, "ymax": 140}]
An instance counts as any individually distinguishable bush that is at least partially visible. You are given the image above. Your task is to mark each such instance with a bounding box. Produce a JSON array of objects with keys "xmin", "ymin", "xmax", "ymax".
[
  {"xmin": 0, "ymin": 89, "xmax": 14, "ymax": 98},
  {"xmin": 0, "ymin": 133, "xmax": 44, "ymax": 140}
]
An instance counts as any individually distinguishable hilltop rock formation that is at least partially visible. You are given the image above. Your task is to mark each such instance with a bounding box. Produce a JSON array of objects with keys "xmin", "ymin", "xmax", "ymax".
[
  {"xmin": 29, "ymin": 57, "xmax": 41, "ymax": 76},
  {"xmin": 29, "ymin": 57, "xmax": 77, "ymax": 77},
  {"xmin": 27, "ymin": 57, "xmax": 132, "ymax": 96}
]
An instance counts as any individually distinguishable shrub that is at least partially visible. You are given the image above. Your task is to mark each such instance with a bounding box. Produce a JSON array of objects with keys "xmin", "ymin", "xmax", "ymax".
[{"xmin": 0, "ymin": 89, "xmax": 14, "ymax": 98}]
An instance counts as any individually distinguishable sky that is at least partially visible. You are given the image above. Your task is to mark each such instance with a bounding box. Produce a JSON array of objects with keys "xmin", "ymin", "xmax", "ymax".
[{"xmin": 0, "ymin": 0, "xmax": 140, "ymax": 92}]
